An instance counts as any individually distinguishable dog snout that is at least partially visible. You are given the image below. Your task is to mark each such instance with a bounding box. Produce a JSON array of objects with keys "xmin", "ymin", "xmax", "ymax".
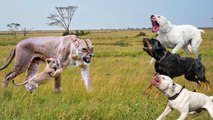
[
  {"xmin": 154, "ymin": 73, "xmax": 160, "ymax": 80},
  {"xmin": 143, "ymin": 38, "xmax": 150, "ymax": 48}
]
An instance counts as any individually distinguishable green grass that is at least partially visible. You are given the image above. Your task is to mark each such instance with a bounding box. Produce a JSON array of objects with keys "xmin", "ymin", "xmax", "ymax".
[{"xmin": 0, "ymin": 29, "xmax": 213, "ymax": 120}]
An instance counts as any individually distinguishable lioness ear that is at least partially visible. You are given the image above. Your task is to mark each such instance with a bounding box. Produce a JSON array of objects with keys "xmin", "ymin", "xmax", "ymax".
[
  {"xmin": 89, "ymin": 47, "xmax": 94, "ymax": 54},
  {"xmin": 85, "ymin": 39, "xmax": 93, "ymax": 48},
  {"xmin": 73, "ymin": 39, "xmax": 79, "ymax": 48}
]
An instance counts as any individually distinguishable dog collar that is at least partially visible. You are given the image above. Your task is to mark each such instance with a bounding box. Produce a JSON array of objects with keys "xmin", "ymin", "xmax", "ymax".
[
  {"xmin": 168, "ymin": 85, "xmax": 185, "ymax": 100},
  {"xmin": 156, "ymin": 51, "xmax": 168, "ymax": 63}
]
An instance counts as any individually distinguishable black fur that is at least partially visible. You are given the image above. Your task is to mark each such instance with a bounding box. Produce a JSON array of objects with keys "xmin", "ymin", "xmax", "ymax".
[{"xmin": 143, "ymin": 38, "xmax": 210, "ymax": 85}]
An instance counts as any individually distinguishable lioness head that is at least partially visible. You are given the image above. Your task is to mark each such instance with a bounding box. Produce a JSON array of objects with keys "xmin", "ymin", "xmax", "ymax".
[{"xmin": 74, "ymin": 39, "xmax": 94, "ymax": 65}]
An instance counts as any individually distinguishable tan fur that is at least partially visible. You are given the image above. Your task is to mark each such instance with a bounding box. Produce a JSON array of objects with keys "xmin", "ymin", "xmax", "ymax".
[{"xmin": 13, "ymin": 58, "xmax": 63, "ymax": 92}]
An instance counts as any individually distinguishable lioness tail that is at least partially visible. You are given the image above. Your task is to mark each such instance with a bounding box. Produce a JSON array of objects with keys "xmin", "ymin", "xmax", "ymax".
[{"xmin": 0, "ymin": 49, "xmax": 16, "ymax": 70}]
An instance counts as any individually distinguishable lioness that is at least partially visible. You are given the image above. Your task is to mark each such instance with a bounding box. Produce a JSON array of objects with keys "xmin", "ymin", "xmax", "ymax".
[{"xmin": 0, "ymin": 35, "xmax": 94, "ymax": 92}]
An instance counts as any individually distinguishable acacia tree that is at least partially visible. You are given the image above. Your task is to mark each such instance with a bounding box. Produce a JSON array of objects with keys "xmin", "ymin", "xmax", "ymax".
[
  {"xmin": 7, "ymin": 23, "xmax": 20, "ymax": 38},
  {"xmin": 47, "ymin": 6, "xmax": 78, "ymax": 35},
  {"xmin": 22, "ymin": 27, "xmax": 33, "ymax": 36}
]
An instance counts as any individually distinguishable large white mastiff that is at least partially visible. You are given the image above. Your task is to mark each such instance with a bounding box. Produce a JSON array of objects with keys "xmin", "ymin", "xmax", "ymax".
[
  {"xmin": 0, "ymin": 35, "xmax": 94, "ymax": 92},
  {"xmin": 152, "ymin": 74, "xmax": 213, "ymax": 120},
  {"xmin": 151, "ymin": 15, "xmax": 204, "ymax": 58}
]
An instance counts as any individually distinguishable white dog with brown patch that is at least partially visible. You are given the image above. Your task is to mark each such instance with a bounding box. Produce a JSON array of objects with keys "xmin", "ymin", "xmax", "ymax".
[
  {"xmin": 152, "ymin": 74, "xmax": 213, "ymax": 120},
  {"xmin": 12, "ymin": 58, "xmax": 63, "ymax": 93},
  {"xmin": 150, "ymin": 15, "xmax": 204, "ymax": 63}
]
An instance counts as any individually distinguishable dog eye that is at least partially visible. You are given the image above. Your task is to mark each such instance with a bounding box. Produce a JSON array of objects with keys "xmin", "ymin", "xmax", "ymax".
[
  {"xmin": 53, "ymin": 61, "xmax": 55, "ymax": 63},
  {"xmin": 158, "ymin": 16, "xmax": 161, "ymax": 18}
]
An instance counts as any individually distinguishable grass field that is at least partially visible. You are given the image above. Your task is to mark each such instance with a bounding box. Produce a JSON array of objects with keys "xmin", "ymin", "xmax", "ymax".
[{"xmin": 0, "ymin": 29, "xmax": 212, "ymax": 120}]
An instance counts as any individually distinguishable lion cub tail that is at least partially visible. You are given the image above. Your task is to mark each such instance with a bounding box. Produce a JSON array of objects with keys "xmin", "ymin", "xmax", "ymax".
[
  {"xmin": 0, "ymin": 48, "xmax": 16, "ymax": 70},
  {"xmin": 12, "ymin": 80, "xmax": 28, "ymax": 86}
]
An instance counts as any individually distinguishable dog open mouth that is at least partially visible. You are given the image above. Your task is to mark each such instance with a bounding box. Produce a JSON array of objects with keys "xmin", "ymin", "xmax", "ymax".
[
  {"xmin": 143, "ymin": 38, "xmax": 154, "ymax": 57},
  {"xmin": 151, "ymin": 75, "xmax": 160, "ymax": 86},
  {"xmin": 151, "ymin": 15, "xmax": 159, "ymax": 32},
  {"xmin": 143, "ymin": 42, "xmax": 149, "ymax": 51},
  {"xmin": 143, "ymin": 38, "xmax": 151, "ymax": 51}
]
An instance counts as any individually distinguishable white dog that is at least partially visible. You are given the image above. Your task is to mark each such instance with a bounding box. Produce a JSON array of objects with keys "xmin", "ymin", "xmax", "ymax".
[
  {"xmin": 152, "ymin": 74, "xmax": 213, "ymax": 120},
  {"xmin": 150, "ymin": 15, "xmax": 204, "ymax": 63},
  {"xmin": 12, "ymin": 58, "xmax": 63, "ymax": 93}
]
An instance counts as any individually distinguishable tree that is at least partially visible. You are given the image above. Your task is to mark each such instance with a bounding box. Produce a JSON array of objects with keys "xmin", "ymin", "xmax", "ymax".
[
  {"xmin": 47, "ymin": 6, "xmax": 78, "ymax": 34},
  {"xmin": 22, "ymin": 27, "xmax": 33, "ymax": 36},
  {"xmin": 7, "ymin": 23, "xmax": 20, "ymax": 38}
]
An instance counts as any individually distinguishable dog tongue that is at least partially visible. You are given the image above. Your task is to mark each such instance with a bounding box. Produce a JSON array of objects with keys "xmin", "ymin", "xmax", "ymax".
[
  {"xmin": 151, "ymin": 20, "xmax": 160, "ymax": 32},
  {"xmin": 152, "ymin": 26, "xmax": 159, "ymax": 32}
]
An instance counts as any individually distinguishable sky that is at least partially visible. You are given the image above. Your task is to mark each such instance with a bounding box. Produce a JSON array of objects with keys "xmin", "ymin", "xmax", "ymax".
[{"xmin": 0, "ymin": 0, "xmax": 213, "ymax": 31}]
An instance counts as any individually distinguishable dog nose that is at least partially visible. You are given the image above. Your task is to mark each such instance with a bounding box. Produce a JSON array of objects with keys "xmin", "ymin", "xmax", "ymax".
[{"xmin": 151, "ymin": 15, "xmax": 154, "ymax": 18}]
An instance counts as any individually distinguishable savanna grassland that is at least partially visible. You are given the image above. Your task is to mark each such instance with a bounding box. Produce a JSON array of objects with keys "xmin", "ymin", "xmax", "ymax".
[{"xmin": 0, "ymin": 29, "xmax": 213, "ymax": 120}]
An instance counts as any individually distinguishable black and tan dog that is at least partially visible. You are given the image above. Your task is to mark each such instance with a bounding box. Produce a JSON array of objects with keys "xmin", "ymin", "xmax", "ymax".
[{"xmin": 143, "ymin": 38, "xmax": 211, "ymax": 94}]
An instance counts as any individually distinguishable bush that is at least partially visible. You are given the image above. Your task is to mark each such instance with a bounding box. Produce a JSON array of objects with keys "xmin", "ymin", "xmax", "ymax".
[
  {"xmin": 63, "ymin": 30, "xmax": 90, "ymax": 36},
  {"xmin": 135, "ymin": 32, "xmax": 146, "ymax": 37},
  {"xmin": 62, "ymin": 31, "xmax": 70, "ymax": 36},
  {"xmin": 71, "ymin": 30, "xmax": 90, "ymax": 36}
]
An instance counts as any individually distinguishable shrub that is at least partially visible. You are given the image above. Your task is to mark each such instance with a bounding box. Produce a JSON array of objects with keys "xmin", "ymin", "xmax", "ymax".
[
  {"xmin": 135, "ymin": 32, "xmax": 146, "ymax": 37},
  {"xmin": 62, "ymin": 31, "xmax": 70, "ymax": 36},
  {"xmin": 62, "ymin": 30, "xmax": 90, "ymax": 36}
]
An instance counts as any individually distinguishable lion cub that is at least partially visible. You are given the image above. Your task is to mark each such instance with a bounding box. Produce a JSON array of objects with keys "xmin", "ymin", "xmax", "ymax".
[{"xmin": 12, "ymin": 58, "xmax": 63, "ymax": 92}]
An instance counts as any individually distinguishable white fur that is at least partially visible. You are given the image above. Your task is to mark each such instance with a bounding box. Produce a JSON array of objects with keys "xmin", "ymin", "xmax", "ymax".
[
  {"xmin": 154, "ymin": 74, "xmax": 213, "ymax": 120},
  {"xmin": 150, "ymin": 15, "xmax": 204, "ymax": 63}
]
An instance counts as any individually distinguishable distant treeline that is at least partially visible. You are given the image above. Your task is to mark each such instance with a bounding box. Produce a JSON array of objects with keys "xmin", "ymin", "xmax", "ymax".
[{"xmin": 0, "ymin": 27, "xmax": 212, "ymax": 35}]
